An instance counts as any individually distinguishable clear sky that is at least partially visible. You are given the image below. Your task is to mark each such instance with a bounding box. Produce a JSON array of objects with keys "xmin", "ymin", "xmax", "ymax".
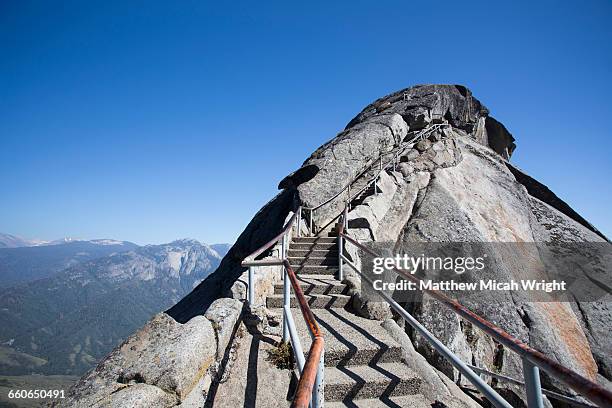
[{"xmin": 1, "ymin": 1, "xmax": 610, "ymax": 245}]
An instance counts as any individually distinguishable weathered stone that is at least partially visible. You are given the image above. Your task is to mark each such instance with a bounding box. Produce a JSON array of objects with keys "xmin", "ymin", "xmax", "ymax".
[
  {"xmin": 347, "ymin": 205, "xmax": 378, "ymax": 239},
  {"xmin": 243, "ymin": 304, "xmax": 268, "ymax": 333},
  {"xmin": 382, "ymin": 319, "xmax": 483, "ymax": 408},
  {"xmin": 432, "ymin": 150, "xmax": 454, "ymax": 166},
  {"xmin": 208, "ymin": 323, "xmax": 294, "ymax": 407},
  {"xmin": 344, "ymin": 85, "xmax": 519, "ymax": 159},
  {"xmin": 432, "ymin": 141, "xmax": 445, "ymax": 152},
  {"xmin": 403, "ymin": 106, "xmax": 431, "ymax": 130},
  {"xmin": 352, "ymin": 291, "xmax": 393, "ymax": 320},
  {"xmin": 406, "ymin": 171, "xmax": 431, "ymax": 189},
  {"xmin": 415, "ymin": 139, "xmax": 432, "ymax": 152},
  {"xmin": 59, "ymin": 313, "xmax": 216, "ymax": 406},
  {"xmin": 176, "ymin": 374, "xmax": 212, "ymax": 408},
  {"xmin": 205, "ymin": 298, "xmax": 243, "ymax": 360},
  {"xmin": 398, "ymin": 162, "xmax": 414, "ymax": 177},
  {"xmin": 369, "ymin": 113, "xmax": 409, "ymax": 140},
  {"xmin": 101, "ymin": 384, "xmax": 178, "ymax": 408},
  {"xmin": 428, "ymin": 130, "xmax": 443, "ymax": 142},
  {"xmin": 526, "ymin": 196, "xmax": 610, "ymax": 380},
  {"xmin": 400, "ymin": 149, "xmax": 419, "ymax": 162},
  {"xmin": 485, "ymin": 116, "xmax": 516, "ymax": 157},
  {"xmin": 412, "ymin": 158, "xmax": 436, "ymax": 172},
  {"xmin": 396, "ymin": 137, "xmax": 602, "ymax": 400},
  {"xmin": 281, "ymin": 113, "xmax": 408, "ymax": 229}
]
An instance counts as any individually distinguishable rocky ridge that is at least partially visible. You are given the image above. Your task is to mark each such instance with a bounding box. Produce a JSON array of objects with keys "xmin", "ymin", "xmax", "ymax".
[{"xmin": 61, "ymin": 84, "xmax": 610, "ymax": 407}]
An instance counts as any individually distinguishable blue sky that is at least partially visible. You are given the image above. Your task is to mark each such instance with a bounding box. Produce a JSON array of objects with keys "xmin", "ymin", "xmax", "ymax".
[{"xmin": 1, "ymin": 1, "xmax": 610, "ymax": 245}]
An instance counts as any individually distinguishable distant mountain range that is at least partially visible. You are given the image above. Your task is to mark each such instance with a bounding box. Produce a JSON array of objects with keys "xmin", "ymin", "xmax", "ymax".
[
  {"xmin": 0, "ymin": 239, "xmax": 138, "ymax": 288},
  {"xmin": 0, "ymin": 233, "xmax": 45, "ymax": 248},
  {"xmin": 0, "ymin": 236, "xmax": 230, "ymax": 376},
  {"xmin": 0, "ymin": 233, "xmax": 130, "ymax": 248}
]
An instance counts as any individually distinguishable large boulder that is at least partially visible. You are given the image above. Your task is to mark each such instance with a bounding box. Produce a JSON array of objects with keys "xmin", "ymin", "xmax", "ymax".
[
  {"xmin": 57, "ymin": 313, "xmax": 216, "ymax": 407},
  {"xmin": 205, "ymin": 298, "xmax": 243, "ymax": 360},
  {"xmin": 97, "ymin": 384, "xmax": 179, "ymax": 408},
  {"xmin": 280, "ymin": 113, "xmax": 408, "ymax": 229}
]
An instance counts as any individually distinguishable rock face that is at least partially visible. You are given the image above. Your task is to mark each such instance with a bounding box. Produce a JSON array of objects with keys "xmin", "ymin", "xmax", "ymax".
[
  {"xmin": 278, "ymin": 84, "xmax": 608, "ymax": 401},
  {"xmin": 55, "ymin": 313, "xmax": 215, "ymax": 407},
  {"xmin": 394, "ymin": 135, "xmax": 606, "ymax": 398},
  {"xmin": 72, "ymin": 84, "xmax": 610, "ymax": 406},
  {"xmin": 280, "ymin": 85, "xmax": 515, "ymax": 230}
]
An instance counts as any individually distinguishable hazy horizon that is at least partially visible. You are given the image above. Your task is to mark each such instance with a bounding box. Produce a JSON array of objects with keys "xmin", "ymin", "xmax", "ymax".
[{"xmin": 0, "ymin": 231, "xmax": 232, "ymax": 247}]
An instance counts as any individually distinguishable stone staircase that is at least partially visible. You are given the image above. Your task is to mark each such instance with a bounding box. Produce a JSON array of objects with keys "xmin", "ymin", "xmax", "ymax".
[
  {"xmin": 267, "ymin": 234, "xmax": 427, "ymax": 406},
  {"xmin": 351, "ymin": 182, "xmax": 379, "ymax": 207}
]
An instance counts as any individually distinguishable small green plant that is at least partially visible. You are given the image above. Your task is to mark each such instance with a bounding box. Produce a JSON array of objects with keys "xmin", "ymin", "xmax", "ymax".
[{"xmin": 267, "ymin": 341, "xmax": 294, "ymax": 370}]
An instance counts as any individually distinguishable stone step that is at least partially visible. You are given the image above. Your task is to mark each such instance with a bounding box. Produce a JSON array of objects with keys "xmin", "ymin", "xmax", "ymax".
[
  {"xmin": 352, "ymin": 188, "xmax": 378, "ymax": 207},
  {"xmin": 274, "ymin": 307, "xmax": 404, "ymax": 367},
  {"xmin": 292, "ymin": 237, "xmax": 337, "ymax": 244},
  {"xmin": 291, "ymin": 265, "xmax": 338, "ymax": 275},
  {"xmin": 273, "ymin": 275, "xmax": 348, "ymax": 295},
  {"xmin": 288, "ymin": 256, "xmax": 338, "ymax": 266},
  {"xmin": 290, "ymin": 242, "xmax": 338, "ymax": 251},
  {"xmin": 266, "ymin": 293, "xmax": 350, "ymax": 309},
  {"xmin": 324, "ymin": 363, "xmax": 421, "ymax": 402},
  {"xmin": 325, "ymin": 394, "xmax": 430, "ymax": 407},
  {"xmin": 288, "ymin": 249, "xmax": 334, "ymax": 257}
]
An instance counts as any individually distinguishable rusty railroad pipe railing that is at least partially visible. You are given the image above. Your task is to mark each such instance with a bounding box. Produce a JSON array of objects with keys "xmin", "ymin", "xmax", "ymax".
[{"xmin": 337, "ymin": 219, "xmax": 612, "ymax": 408}]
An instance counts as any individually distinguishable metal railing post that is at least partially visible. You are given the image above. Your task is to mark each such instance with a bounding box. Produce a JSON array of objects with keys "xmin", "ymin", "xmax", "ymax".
[
  {"xmin": 284, "ymin": 305, "xmax": 306, "ymax": 372},
  {"xmin": 347, "ymin": 184, "xmax": 351, "ymax": 209},
  {"xmin": 282, "ymin": 266, "xmax": 290, "ymax": 342},
  {"xmin": 297, "ymin": 207, "xmax": 302, "ymax": 237},
  {"xmin": 373, "ymin": 177, "xmax": 377, "ymax": 195},
  {"xmin": 309, "ymin": 209, "xmax": 313, "ymax": 236},
  {"xmin": 338, "ymin": 233, "xmax": 343, "ymax": 282},
  {"xmin": 248, "ymin": 266, "xmax": 255, "ymax": 306},
  {"xmin": 312, "ymin": 347, "xmax": 324, "ymax": 408},
  {"xmin": 523, "ymin": 359, "xmax": 544, "ymax": 408},
  {"xmin": 338, "ymin": 205, "xmax": 347, "ymax": 282},
  {"xmin": 282, "ymin": 234, "xmax": 290, "ymax": 342},
  {"xmin": 282, "ymin": 234, "xmax": 287, "ymax": 277},
  {"xmin": 344, "ymin": 207, "xmax": 348, "ymax": 229}
]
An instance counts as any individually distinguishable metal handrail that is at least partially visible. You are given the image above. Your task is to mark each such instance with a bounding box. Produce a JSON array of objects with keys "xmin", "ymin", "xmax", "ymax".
[
  {"xmin": 465, "ymin": 364, "xmax": 598, "ymax": 408},
  {"xmin": 303, "ymin": 124, "xmax": 446, "ymax": 234},
  {"xmin": 284, "ymin": 260, "xmax": 324, "ymax": 408},
  {"xmin": 242, "ymin": 209, "xmax": 300, "ymax": 265},
  {"xmin": 337, "ymin": 219, "xmax": 612, "ymax": 408},
  {"xmin": 241, "ymin": 207, "xmax": 324, "ymax": 407}
]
